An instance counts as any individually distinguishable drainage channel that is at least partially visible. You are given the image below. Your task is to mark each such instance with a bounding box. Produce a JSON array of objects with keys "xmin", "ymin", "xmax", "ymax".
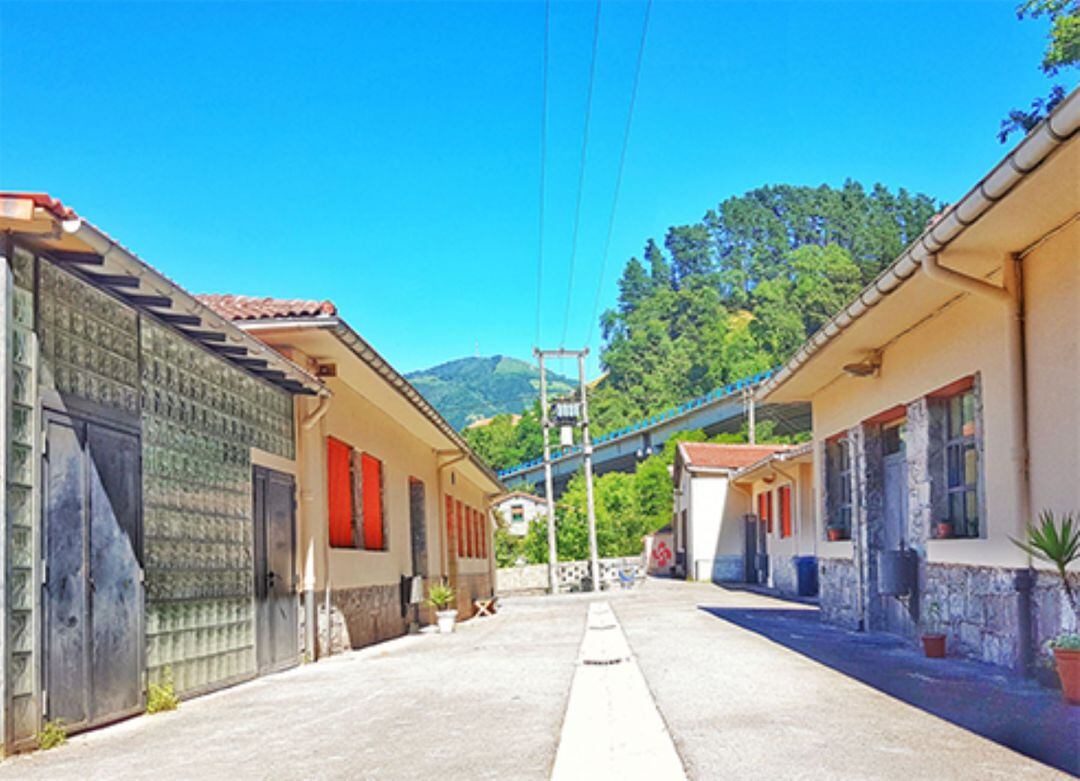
[{"xmin": 550, "ymin": 602, "xmax": 686, "ymax": 781}]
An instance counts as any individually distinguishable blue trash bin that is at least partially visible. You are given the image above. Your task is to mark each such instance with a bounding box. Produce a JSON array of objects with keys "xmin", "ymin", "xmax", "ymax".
[{"xmin": 795, "ymin": 556, "xmax": 818, "ymax": 597}]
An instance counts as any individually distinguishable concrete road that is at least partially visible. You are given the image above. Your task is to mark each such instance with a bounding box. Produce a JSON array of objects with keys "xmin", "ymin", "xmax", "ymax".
[
  {"xmin": 0, "ymin": 596, "xmax": 587, "ymax": 781},
  {"xmin": 1, "ymin": 580, "xmax": 1074, "ymax": 780},
  {"xmin": 614, "ymin": 579, "xmax": 1077, "ymax": 780}
]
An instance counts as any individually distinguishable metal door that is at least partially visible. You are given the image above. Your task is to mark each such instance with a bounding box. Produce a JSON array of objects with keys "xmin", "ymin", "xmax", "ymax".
[
  {"xmin": 882, "ymin": 449, "xmax": 911, "ymax": 635},
  {"xmin": 409, "ymin": 479, "xmax": 427, "ymax": 578},
  {"xmin": 43, "ymin": 415, "xmax": 142, "ymax": 729},
  {"xmin": 253, "ymin": 466, "xmax": 298, "ymax": 673}
]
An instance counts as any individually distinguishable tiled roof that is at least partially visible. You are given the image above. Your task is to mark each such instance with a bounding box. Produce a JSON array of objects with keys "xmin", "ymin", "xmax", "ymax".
[
  {"xmin": 0, "ymin": 191, "xmax": 76, "ymax": 219},
  {"xmin": 196, "ymin": 294, "xmax": 337, "ymax": 321},
  {"xmin": 680, "ymin": 442, "xmax": 792, "ymax": 471}
]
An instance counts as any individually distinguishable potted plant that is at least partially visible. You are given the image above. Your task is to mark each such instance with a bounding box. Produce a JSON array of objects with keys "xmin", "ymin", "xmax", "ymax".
[
  {"xmin": 1013, "ymin": 510, "xmax": 1080, "ymax": 705},
  {"xmin": 935, "ymin": 520, "xmax": 954, "ymax": 539},
  {"xmin": 826, "ymin": 525, "xmax": 846, "ymax": 542},
  {"xmin": 427, "ymin": 583, "xmax": 457, "ymax": 634},
  {"xmin": 920, "ymin": 601, "xmax": 947, "ymax": 658}
]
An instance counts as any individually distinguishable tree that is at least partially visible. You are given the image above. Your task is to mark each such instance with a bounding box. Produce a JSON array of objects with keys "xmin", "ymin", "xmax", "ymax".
[{"xmin": 1000, "ymin": 1, "xmax": 1079, "ymax": 142}]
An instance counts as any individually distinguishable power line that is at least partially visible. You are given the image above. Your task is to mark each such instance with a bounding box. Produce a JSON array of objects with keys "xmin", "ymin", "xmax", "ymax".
[
  {"xmin": 584, "ymin": 0, "xmax": 652, "ymax": 351},
  {"xmin": 535, "ymin": 0, "xmax": 551, "ymax": 349},
  {"xmin": 559, "ymin": 0, "xmax": 603, "ymax": 348}
]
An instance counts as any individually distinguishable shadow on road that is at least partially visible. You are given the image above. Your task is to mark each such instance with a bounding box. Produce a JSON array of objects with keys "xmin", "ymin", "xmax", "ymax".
[{"xmin": 699, "ymin": 605, "xmax": 1079, "ymax": 776}]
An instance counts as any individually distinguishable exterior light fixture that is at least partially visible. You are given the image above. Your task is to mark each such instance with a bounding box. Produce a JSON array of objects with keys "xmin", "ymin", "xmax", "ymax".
[{"xmin": 843, "ymin": 351, "xmax": 882, "ymax": 378}]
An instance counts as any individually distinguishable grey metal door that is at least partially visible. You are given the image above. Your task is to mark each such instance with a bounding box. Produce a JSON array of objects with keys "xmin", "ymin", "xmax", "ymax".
[
  {"xmin": 43, "ymin": 415, "xmax": 142, "ymax": 729},
  {"xmin": 253, "ymin": 466, "xmax": 297, "ymax": 673},
  {"xmin": 409, "ymin": 479, "xmax": 427, "ymax": 578},
  {"xmin": 882, "ymin": 449, "xmax": 911, "ymax": 635}
]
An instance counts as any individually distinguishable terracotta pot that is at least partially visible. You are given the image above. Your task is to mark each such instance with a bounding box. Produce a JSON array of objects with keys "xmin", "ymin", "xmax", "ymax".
[
  {"xmin": 936, "ymin": 522, "xmax": 954, "ymax": 539},
  {"xmin": 1053, "ymin": 647, "xmax": 1080, "ymax": 705},
  {"xmin": 922, "ymin": 634, "xmax": 947, "ymax": 658},
  {"xmin": 827, "ymin": 527, "xmax": 845, "ymax": 542}
]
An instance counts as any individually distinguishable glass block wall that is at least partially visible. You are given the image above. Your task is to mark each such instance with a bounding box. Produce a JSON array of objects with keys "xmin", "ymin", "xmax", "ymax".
[
  {"xmin": 7, "ymin": 247, "xmax": 37, "ymax": 740},
  {"xmin": 140, "ymin": 319, "xmax": 294, "ymax": 693}
]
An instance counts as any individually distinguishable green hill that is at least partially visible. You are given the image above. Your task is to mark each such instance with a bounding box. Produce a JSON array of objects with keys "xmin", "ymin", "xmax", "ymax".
[{"xmin": 405, "ymin": 356, "xmax": 574, "ymax": 429}]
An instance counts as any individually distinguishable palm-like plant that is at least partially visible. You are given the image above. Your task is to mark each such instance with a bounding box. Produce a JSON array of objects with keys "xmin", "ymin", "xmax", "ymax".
[
  {"xmin": 426, "ymin": 583, "xmax": 456, "ymax": 611},
  {"xmin": 1012, "ymin": 510, "xmax": 1080, "ymax": 618}
]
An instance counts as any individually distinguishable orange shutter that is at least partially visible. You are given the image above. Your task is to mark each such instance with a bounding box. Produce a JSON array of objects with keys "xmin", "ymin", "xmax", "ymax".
[
  {"xmin": 456, "ymin": 500, "xmax": 465, "ymax": 557},
  {"xmin": 445, "ymin": 495, "xmax": 455, "ymax": 559},
  {"xmin": 780, "ymin": 486, "xmax": 792, "ymax": 539},
  {"xmin": 361, "ymin": 454, "xmax": 383, "ymax": 550},
  {"xmin": 327, "ymin": 438, "xmax": 354, "ymax": 547}
]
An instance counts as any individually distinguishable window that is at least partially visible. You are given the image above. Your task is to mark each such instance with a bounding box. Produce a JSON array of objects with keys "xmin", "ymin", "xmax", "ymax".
[
  {"xmin": 511, "ymin": 504, "xmax": 525, "ymax": 523},
  {"xmin": 943, "ymin": 388, "xmax": 979, "ymax": 538},
  {"xmin": 327, "ymin": 438, "xmax": 385, "ymax": 551},
  {"xmin": 779, "ymin": 485, "xmax": 792, "ymax": 539},
  {"xmin": 826, "ymin": 439, "xmax": 852, "ymax": 540}
]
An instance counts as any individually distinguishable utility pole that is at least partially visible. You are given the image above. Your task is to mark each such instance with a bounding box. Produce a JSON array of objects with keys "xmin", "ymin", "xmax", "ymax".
[
  {"xmin": 534, "ymin": 347, "xmax": 600, "ymax": 593},
  {"xmin": 744, "ymin": 387, "xmax": 757, "ymax": 444},
  {"xmin": 577, "ymin": 350, "xmax": 600, "ymax": 592},
  {"xmin": 535, "ymin": 349, "xmax": 559, "ymax": 594}
]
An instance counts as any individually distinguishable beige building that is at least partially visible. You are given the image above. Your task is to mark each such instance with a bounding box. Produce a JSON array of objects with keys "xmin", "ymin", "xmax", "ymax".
[
  {"xmin": 201, "ymin": 295, "xmax": 502, "ymax": 654},
  {"xmin": 671, "ymin": 443, "xmax": 791, "ymax": 582},
  {"xmin": 757, "ymin": 88, "xmax": 1080, "ymax": 670},
  {"xmin": 730, "ymin": 444, "xmax": 816, "ymax": 597}
]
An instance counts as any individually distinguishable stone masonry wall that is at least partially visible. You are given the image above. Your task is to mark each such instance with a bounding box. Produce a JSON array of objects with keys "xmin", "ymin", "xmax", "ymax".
[
  {"xmin": 772, "ymin": 556, "xmax": 799, "ymax": 597},
  {"xmin": 315, "ymin": 583, "xmax": 408, "ymax": 655},
  {"xmin": 819, "ymin": 558, "xmax": 860, "ymax": 629},
  {"xmin": 923, "ymin": 563, "xmax": 1080, "ymax": 669}
]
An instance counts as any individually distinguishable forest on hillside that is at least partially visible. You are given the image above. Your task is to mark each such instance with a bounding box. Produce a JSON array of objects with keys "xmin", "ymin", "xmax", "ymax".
[{"xmin": 465, "ymin": 180, "xmax": 938, "ymax": 473}]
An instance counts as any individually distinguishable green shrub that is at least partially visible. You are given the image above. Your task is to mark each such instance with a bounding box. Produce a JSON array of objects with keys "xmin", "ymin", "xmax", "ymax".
[
  {"xmin": 38, "ymin": 719, "xmax": 66, "ymax": 750},
  {"xmin": 426, "ymin": 583, "xmax": 455, "ymax": 611},
  {"xmin": 146, "ymin": 668, "xmax": 179, "ymax": 714}
]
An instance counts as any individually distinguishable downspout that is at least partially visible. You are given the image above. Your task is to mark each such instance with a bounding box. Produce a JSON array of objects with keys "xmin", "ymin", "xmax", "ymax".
[
  {"xmin": 922, "ymin": 252, "xmax": 1034, "ymax": 673},
  {"xmin": 436, "ymin": 451, "xmax": 467, "ymax": 590},
  {"xmin": 300, "ymin": 391, "xmax": 331, "ymax": 660}
]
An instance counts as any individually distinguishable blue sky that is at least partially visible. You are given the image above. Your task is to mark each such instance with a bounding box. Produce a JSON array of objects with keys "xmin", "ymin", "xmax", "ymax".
[{"xmin": 0, "ymin": 1, "xmax": 1062, "ymax": 378}]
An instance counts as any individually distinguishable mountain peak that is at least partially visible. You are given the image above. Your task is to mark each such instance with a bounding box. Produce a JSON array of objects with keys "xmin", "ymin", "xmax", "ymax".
[{"xmin": 405, "ymin": 355, "xmax": 574, "ymax": 429}]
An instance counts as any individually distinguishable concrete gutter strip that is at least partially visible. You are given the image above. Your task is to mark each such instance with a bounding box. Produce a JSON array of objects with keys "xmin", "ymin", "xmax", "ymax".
[
  {"xmin": 757, "ymin": 86, "xmax": 1080, "ymax": 403},
  {"xmin": 550, "ymin": 602, "xmax": 686, "ymax": 781}
]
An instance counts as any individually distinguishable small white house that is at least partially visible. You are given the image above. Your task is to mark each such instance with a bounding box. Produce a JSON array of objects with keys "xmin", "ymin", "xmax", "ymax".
[
  {"xmin": 493, "ymin": 491, "xmax": 548, "ymax": 537},
  {"xmin": 672, "ymin": 443, "xmax": 791, "ymax": 582}
]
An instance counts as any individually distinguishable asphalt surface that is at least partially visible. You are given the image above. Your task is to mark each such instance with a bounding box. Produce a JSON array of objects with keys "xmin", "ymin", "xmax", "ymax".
[
  {"xmin": 0, "ymin": 580, "xmax": 1074, "ymax": 780},
  {"xmin": 615, "ymin": 579, "xmax": 1077, "ymax": 780}
]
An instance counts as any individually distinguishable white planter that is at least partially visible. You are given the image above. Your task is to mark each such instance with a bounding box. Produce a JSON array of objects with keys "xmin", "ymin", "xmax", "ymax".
[{"xmin": 436, "ymin": 609, "xmax": 458, "ymax": 634}]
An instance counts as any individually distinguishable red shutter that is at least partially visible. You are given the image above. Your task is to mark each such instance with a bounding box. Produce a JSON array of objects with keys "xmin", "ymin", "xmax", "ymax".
[
  {"xmin": 780, "ymin": 486, "xmax": 792, "ymax": 539},
  {"xmin": 327, "ymin": 438, "xmax": 353, "ymax": 547},
  {"xmin": 479, "ymin": 510, "xmax": 486, "ymax": 557},
  {"xmin": 456, "ymin": 500, "xmax": 465, "ymax": 557},
  {"xmin": 445, "ymin": 495, "xmax": 455, "ymax": 559},
  {"xmin": 361, "ymin": 454, "xmax": 383, "ymax": 550}
]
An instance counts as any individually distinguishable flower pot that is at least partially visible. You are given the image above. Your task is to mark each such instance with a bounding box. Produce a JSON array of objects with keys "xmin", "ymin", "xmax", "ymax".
[
  {"xmin": 436, "ymin": 609, "xmax": 458, "ymax": 634},
  {"xmin": 1052, "ymin": 647, "xmax": 1080, "ymax": 705},
  {"xmin": 935, "ymin": 522, "xmax": 954, "ymax": 539},
  {"xmin": 921, "ymin": 633, "xmax": 946, "ymax": 658},
  {"xmin": 827, "ymin": 527, "xmax": 845, "ymax": 542}
]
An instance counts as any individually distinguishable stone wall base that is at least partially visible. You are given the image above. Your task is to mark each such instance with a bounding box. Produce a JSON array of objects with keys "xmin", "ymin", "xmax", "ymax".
[
  {"xmin": 819, "ymin": 558, "xmax": 860, "ymax": 629},
  {"xmin": 772, "ymin": 556, "xmax": 799, "ymax": 597},
  {"xmin": 706, "ymin": 556, "xmax": 744, "ymax": 583},
  {"xmin": 923, "ymin": 562, "xmax": 1079, "ymax": 670},
  {"xmin": 454, "ymin": 571, "xmax": 494, "ymax": 618},
  {"xmin": 308, "ymin": 583, "xmax": 409, "ymax": 656}
]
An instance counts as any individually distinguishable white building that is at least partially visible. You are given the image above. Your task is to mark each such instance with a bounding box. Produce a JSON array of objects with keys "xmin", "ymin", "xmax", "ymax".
[
  {"xmin": 494, "ymin": 491, "xmax": 548, "ymax": 537},
  {"xmin": 671, "ymin": 443, "xmax": 792, "ymax": 582}
]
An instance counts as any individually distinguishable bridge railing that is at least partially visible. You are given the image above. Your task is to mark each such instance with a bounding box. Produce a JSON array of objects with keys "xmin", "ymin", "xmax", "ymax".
[{"xmin": 496, "ymin": 368, "xmax": 775, "ymax": 479}]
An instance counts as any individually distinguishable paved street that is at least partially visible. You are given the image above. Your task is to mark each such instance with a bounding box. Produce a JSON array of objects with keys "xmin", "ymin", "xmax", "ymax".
[{"xmin": 1, "ymin": 580, "xmax": 1075, "ymax": 780}]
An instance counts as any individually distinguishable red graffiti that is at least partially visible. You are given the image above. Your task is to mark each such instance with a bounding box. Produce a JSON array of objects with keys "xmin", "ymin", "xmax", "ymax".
[{"xmin": 652, "ymin": 540, "xmax": 672, "ymax": 568}]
